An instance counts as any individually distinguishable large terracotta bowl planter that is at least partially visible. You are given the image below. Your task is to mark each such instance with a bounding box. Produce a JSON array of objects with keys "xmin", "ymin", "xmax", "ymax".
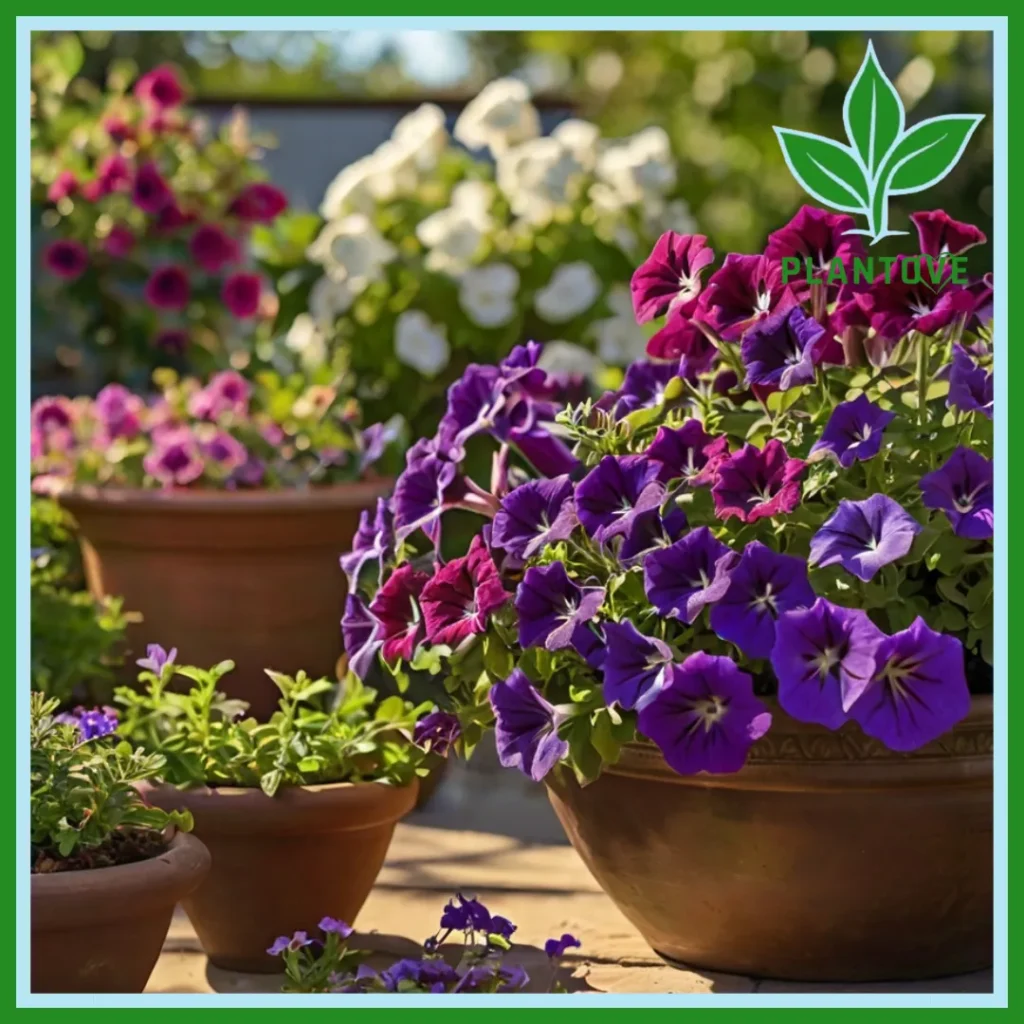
[
  {"xmin": 546, "ymin": 697, "xmax": 992, "ymax": 983},
  {"xmin": 31, "ymin": 832, "xmax": 210, "ymax": 993},
  {"xmin": 61, "ymin": 483, "xmax": 390, "ymax": 719},
  {"xmin": 144, "ymin": 779, "xmax": 418, "ymax": 973}
]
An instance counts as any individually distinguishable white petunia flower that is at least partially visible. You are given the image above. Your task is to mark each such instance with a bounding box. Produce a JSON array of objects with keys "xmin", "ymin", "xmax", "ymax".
[
  {"xmin": 646, "ymin": 197, "xmax": 698, "ymax": 237},
  {"xmin": 320, "ymin": 156, "xmax": 377, "ymax": 219},
  {"xmin": 309, "ymin": 276, "xmax": 355, "ymax": 329},
  {"xmin": 454, "ymin": 77, "xmax": 540, "ymax": 156},
  {"xmin": 394, "ymin": 310, "xmax": 451, "ymax": 378},
  {"xmin": 497, "ymin": 138, "xmax": 584, "ymax": 225},
  {"xmin": 366, "ymin": 139, "xmax": 420, "ymax": 202},
  {"xmin": 450, "ymin": 180, "xmax": 494, "ymax": 219},
  {"xmin": 591, "ymin": 286, "xmax": 648, "ymax": 365},
  {"xmin": 416, "ymin": 197, "xmax": 493, "ymax": 277},
  {"xmin": 596, "ymin": 126, "xmax": 677, "ymax": 205},
  {"xmin": 286, "ymin": 314, "xmax": 328, "ymax": 370},
  {"xmin": 392, "ymin": 103, "xmax": 448, "ymax": 171},
  {"xmin": 534, "ymin": 262, "xmax": 602, "ymax": 323},
  {"xmin": 551, "ymin": 119, "xmax": 601, "ymax": 170},
  {"xmin": 458, "ymin": 263, "xmax": 520, "ymax": 328},
  {"xmin": 538, "ymin": 340, "xmax": 599, "ymax": 379},
  {"xmin": 308, "ymin": 214, "xmax": 396, "ymax": 293}
]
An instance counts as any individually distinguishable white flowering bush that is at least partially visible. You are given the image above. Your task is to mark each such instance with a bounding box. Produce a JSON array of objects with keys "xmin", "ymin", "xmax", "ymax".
[{"xmin": 256, "ymin": 79, "xmax": 695, "ymax": 442}]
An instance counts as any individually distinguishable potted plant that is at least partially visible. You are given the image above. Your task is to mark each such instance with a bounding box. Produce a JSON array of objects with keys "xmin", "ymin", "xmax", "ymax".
[
  {"xmin": 31, "ymin": 369, "xmax": 403, "ymax": 717},
  {"xmin": 30, "ymin": 692, "xmax": 210, "ymax": 993},
  {"xmin": 116, "ymin": 644, "xmax": 438, "ymax": 973},
  {"xmin": 340, "ymin": 207, "xmax": 993, "ymax": 982}
]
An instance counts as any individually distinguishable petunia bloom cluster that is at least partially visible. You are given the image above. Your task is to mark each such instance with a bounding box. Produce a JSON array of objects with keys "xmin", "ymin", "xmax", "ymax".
[
  {"xmin": 341, "ymin": 206, "xmax": 993, "ymax": 785},
  {"xmin": 30, "ymin": 368, "xmax": 404, "ymax": 493}
]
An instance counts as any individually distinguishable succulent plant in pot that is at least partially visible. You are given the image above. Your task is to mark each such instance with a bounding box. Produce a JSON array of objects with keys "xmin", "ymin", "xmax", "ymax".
[
  {"xmin": 30, "ymin": 692, "xmax": 210, "ymax": 993},
  {"xmin": 339, "ymin": 207, "xmax": 994, "ymax": 982},
  {"xmin": 116, "ymin": 645, "xmax": 436, "ymax": 973}
]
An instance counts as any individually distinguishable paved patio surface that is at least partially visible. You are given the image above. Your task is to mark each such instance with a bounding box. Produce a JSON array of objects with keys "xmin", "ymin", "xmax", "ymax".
[{"xmin": 146, "ymin": 750, "xmax": 993, "ymax": 997}]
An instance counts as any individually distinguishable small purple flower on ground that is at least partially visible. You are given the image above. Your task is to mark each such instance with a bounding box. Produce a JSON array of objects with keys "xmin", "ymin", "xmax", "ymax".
[{"xmin": 545, "ymin": 933, "xmax": 582, "ymax": 958}]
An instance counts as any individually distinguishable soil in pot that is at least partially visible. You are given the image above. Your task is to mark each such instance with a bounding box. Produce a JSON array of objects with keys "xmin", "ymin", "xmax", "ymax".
[
  {"xmin": 31, "ymin": 831, "xmax": 211, "ymax": 993},
  {"xmin": 546, "ymin": 698, "xmax": 993, "ymax": 983},
  {"xmin": 144, "ymin": 779, "xmax": 418, "ymax": 973},
  {"xmin": 61, "ymin": 482, "xmax": 391, "ymax": 720}
]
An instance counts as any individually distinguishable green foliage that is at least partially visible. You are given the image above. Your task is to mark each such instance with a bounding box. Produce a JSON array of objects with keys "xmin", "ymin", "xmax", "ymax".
[
  {"xmin": 30, "ymin": 692, "xmax": 191, "ymax": 866},
  {"xmin": 116, "ymin": 657, "xmax": 431, "ymax": 794}
]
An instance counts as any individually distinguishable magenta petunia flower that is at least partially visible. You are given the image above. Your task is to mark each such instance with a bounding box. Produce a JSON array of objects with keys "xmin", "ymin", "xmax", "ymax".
[
  {"xmin": 153, "ymin": 327, "xmax": 189, "ymax": 355},
  {"xmin": 709, "ymin": 541, "xmax": 816, "ymax": 660},
  {"xmin": 771, "ymin": 598, "xmax": 884, "ymax": 729},
  {"xmin": 740, "ymin": 306, "xmax": 828, "ymax": 391},
  {"xmin": 103, "ymin": 223, "xmax": 135, "ymax": 258},
  {"xmin": 697, "ymin": 254, "xmax": 799, "ymax": 341},
  {"xmin": 491, "ymin": 475, "xmax": 577, "ymax": 560},
  {"xmin": 229, "ymin": 183, "xmax": 288, "ymax": 223},
  {"xmin": 764, "ymin": 205, "xmax": 866, "ymax": 301},
  {"xmin": 575, "ymin": 455, "xmax": 665, "ymax": 543},
  {"xmin": 94, "ymin": 383, "xmax": 144, "ymax": 442},
  {"xmin": 200, "ymin": 430, "xmax": 247, "ymax": 471},
  {"xmin": 102, "ymin": 116, "xmax": 132, "ymax": 143},
  {"xmin": 947, "ymin": 344, "xmax": 993, "ymax": 419},
  {"xmin": 154, "ymin": 201, "xmax": 194, "ymax": 234},
  {"xmin": 630, "ymin": 231, "xmax": 715, "ymax": 323},
  {"xmin": 47, "ymin": 170, "xmax": 77, "ymax": 203},
  {"xmin": 95, "ymin": 153, "xmax": 133, "ymax": 194},
  {"xmin": 144, "ymin": 264, "xmax": 190, "ymax": 311},
  {"xmin": 712, "ymin": 440, "xmax": 804, "ymax": 524},
  {"xmin": 602, "ymin": 619, "xmax": 674, "ymax": 711},
  {"xmin": 809, "ymin": 395, "xmax": 896, "ymax": 468},
  {"xmin": 515, "ymin": 561, "xmax": 605, "ymax": 654},
  {"xmin": 848, "ymin": 618, "xmax": 971, "ymax": 752},
  {"xmin": 420, "ymin": 535, "xmax": 508, "ymax": 646},
  {"xmin": 341, "ymin": 594, "xmax": 382, "ymax": 680},
  {"xmin": 134, "ymin": 64, "xmax": 185, "ymax": 110},
  {"xmin": 413, "ymin": 710, "xmax": 462, "ymax": 757},
  {"xmin": 809, "ymin": 494, "xmax": 921, "ymax": 582},
  {"xmin": 132, "ymin": 160, "xmax": 174, "ymax": 214},
  {"xmin": 190, "ymin": 224, "xmax": 240, "ymax": 273},
  {"xmin": 645, "ymin": 304, "xmax": 717, "ymax": 371},
  {"xmin": 919, "ymin": 447, "xmax": 993, "ymax": 539},
  {"xmin": 31, "ymin": 396, "xmax": 76, "ymax": 457},
  {"xmin": 43, "ymin": 240, "xmax": 88, "ymax": 280},
  {"xmin": 340, "ymin": 498, "xmax": 394, "ymax": 588},
  {"xmin": 643, "ymin": 525, "xmax": 735, "ymax": 623},
  {"xmin": 619, "ymin": 505, "xmax": 688, "ymax": 564},
  {"xmin": 221, "ymin": 272, "xmax": 262, "ymax": 319},
  {"xmin": 143, "ymin": 426, "xmax": 204, "ymax": 487},
  {"xmin": 368, "ymin": 563, "xmax": 430, "ymax": 662},
  {"xmin": 637, "ymin": 652, "xmax": 772, "ymax": 775},
  {"xmin": 489, "ymin": 668, "xmax": 569, "ymax": 782},
  {"xmin": 646, "ymin": 420, "xmax": 730, "ymax": 486},
  {"xmin": 909, "ymin": 210, "xmax": 986, "ymax": 258},
  {"xmin": 188, "ymin": 370, "xmax": 250, "ymax": 420}
]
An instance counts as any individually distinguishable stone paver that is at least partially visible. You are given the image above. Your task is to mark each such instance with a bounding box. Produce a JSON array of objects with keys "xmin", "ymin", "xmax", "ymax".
[{"xmin": 145, "ymin": 752, "xmax": 992, "ymax": 996}]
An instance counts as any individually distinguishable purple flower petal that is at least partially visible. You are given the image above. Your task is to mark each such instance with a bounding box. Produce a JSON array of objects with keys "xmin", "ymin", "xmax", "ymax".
[
  {"xmin": 645, "ymin": 421, "xmax": 730, "ymax": 486},
  {"xmin": 575, "ymin": 455, "xmax": 665, "ymax": 543},
  {"xmin": 947, "ymin": 344, "xmax": 993, "ymax": 419},
  {"xmin": 619, "ymin": 505, "xmax": 688, "ymax": 564},
  {"xmin": 919, "ymin": 447, "xmax": 993, "ymax": 540},
  {"xmin": 643, "ymin": 526, "xmax": 736, "ymax": 623},
  {"xmin": 515, "ymin": 562, "xmax": 605, "ymax": 653},
  {"xmin": 631, "ymin": 231, "xmax": 715, "ymax": 323},
  {"xmin": 341, "ymin": 594, "xmax": 382, "ymax": 679},
  {"xmin": 809, "ymin": 395, "xmax": 896, "ymax": 468},
  {"xmin": 491, "ymin": 476, "xmax": 578, "ymax": 560},
  {"xmin": 740, "ymin": 306, "xmax": 827, "ymax": 391},
  {"xmin": 489, "ymin": 669, "xmax": 569, "ymax": 782},
  {"xmin": 602, "ymin": 619, "xmax": 674, "ymax": 710},
  {"xmin": 712, "ymin": 440, "xmax": 804, "ymax": 524}
]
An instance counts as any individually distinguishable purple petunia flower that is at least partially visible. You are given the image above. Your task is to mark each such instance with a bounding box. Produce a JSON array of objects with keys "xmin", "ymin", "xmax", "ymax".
[
  {"xmin": 94, "ymin": 384, "xmax": 144, "ymax": 443},
  {"xmin": 56, "ymin": 706, "xmax": 119, "ymax": 742},
  {"xmin": 341, "ymin": 594, "xmax": 382, "ymax": 680},
  {"xmin": 267, "ymin": 931, "xmax": 313, "ymax": 956},
  {"xmin": 712, "ymin": 440, "xmax": 805, "ymax": 524},
  {"xmin": 340, "ymin": 499, "xmax": 394, "ymax": 589},
  {"xmin": 631, "ymin": 231, "xmax": 715, "ymax": 323},
  {"xmin": 144, "ymin": 264, "xmax": 190, "ymax": 312},
  {"xmin": 189, "ymin": 370, "xmax": 251, "ymax": 420},
  {"xmin": 602, "ymin": 619, "xmax": 674, "ymax": 711},
  {"xmin": 848, "ymin": 618, "xmax": 971, "ymax": 751},
  {"xmin": 709, "ymin": 541, "xmax": 816, "ymax": 660},
  {"xmin": 200, "ymin": 430, "xmax": 247, "ymax": 472},
  {"xmin": 919, "ymin": 447, "xmax": 993, "ymax": 540},
  {"xmin": 509, "ymin": 425, "xmax": 580, "ymax": 478},
  {"xmin": 619, "ymin": 505, "xmax": 688, "ymax": 563},
  {"xmin": 440, "ymin": 893, "xmax": 494, "ymax": 933},
  {"xmin": 143, "ymin": 427, "xmax": 205, "ymax": 487},
  {"xmin": 910, "ymin": 210, "xmax": 987, "ymax": 258},
  {"xmin": 438, "ymin": 364, "xmax": 506, "ymax": 445},
  {"xmin": 413, "ymin": 710, "xmax": 462, "ymax": 757},
  {"xmin": 489, "ymin": 669, "xmax": 570, "ymax": 782},
  {"xmin": 809, "ymin": 395, "xmax": 896, "ymax": 468},
  {"xmin": 740, "ymin": 306, "xmax": 828, "ymax": 391},
  {"xmin": 515, "ymin": 562, "xmax": 605, "ymax": 654},
  {"xmin": 771, "ymin": 598, "xmax": 885, "ymax": 729},
  {"xmin": 612, "ymin": 360, "xmax": 682, "ymax": 417},
  {"xmin": 646, "ymin": 421, "xmax": 731, "ymax": 487},
  {"xmin": 491, "ymin": 476, "xmax": 578, "ymax": 560},
  {"xmin": 420, "ymin": 535, "xmax": 508, "ymax": 646},
  {"xmin": 643, "ymin": 526, "xmax": 736, "ymax": 624},
  {"xmin": 132, "ymin": 161, "xmax": 173, "ymax": 214},
  {"xmin": 697, "ymin": 253, "xmax": 799, "ymax": 341},
  {"xmin": 392, "ymin": 455, "xmax": 462, "ymax": 545},
  {"xmin": 545, "ymin": 933, "xmax": 582, "ymax": 959},
  {"xmin": 319, "ymin": 917, "xmax": 354, "ymax": 939},
  {"xmin": 229, "ymin": 182, "xmax": 288, "ymax": 224},
  {"xmin": 358, "ymin": 421, "xmax": 398, "ymax": 473},
  {"xmin": 809, "ymin": 494, "xmax": 922, "ymax": 582},
  {"xmin": 947, "ymin": 344, "xmax": 993, "ymax": 419},
  {"xmin": 637, "ymin": 653, "xmax": 772, "ymax": 775},
  {"xmin": 136, "ymin": 643, "xmax": 177, "ymax": 676},
  {"xmin": 368, "ymin": 564, "xmax": 430, "ymax": 662},
  {"xmin": 575, "ymin": 455, "xmax": 665, "ymax": 543}
]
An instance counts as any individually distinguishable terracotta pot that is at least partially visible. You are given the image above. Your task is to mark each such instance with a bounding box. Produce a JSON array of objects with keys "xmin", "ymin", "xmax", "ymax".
[
  {"xmin": 31, "ymin": 832, "xmax": 210, "ymax": 993},
  {"xmin": 144, "ymin": 779, "xmax": 418, "ymax": 973},
  {"xmin": 61, "ymin": 483, "xmax": 390, "ymax": 719},
  {"xmin": 546, "ymin": 697, "xmax": 993, "ymax": 982}
]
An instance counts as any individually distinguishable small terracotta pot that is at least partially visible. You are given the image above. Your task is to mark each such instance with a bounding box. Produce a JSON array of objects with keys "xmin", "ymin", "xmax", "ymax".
[
  {"xmin": 546, "ymin": 697, "xmax": 993, "ymax": 982},
  {"xmin": 61, "ymin": 483, "xmax": 390, "ymax": 719},
  {"xmin": 31, "ymin": 832, "xmax": 210, "ymax": 993},
  {"xmin": 144, "ymin": 779, "xmax": 418, "ymax": 973}
]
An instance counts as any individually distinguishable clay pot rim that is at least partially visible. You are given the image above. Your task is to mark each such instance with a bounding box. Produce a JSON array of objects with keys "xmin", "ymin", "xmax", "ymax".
[
  {"xmin": 59, "ymin": 479, "xmax": 393, "ymax": 516},
  {"xmin": 31, "ymin": 831, "xmax": 211, "ymax": 928}
]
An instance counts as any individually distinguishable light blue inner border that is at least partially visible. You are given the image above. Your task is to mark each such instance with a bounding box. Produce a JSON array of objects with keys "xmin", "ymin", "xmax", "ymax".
[{"xmin": 15, "ymin": 15, "xmax": 1009, "ymax": 1009}]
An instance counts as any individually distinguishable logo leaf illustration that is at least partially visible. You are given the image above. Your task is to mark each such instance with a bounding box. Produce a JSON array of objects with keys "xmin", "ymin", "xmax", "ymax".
[
  {"xmin": 843, "ymin": 40, "xmax": 905, "ymax": 179},
  {"xmin": 773, "ymin": 128, "xmax": 869, "ymax": 215},
  {"xmin": 879, "ymin": 114, "xmax": 985, "ymax": 195}
]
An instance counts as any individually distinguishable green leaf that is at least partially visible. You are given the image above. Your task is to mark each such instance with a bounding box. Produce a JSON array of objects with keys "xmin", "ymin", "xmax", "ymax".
[
  {"xmin": 843, "ymin": 40, "xmax": 905, "ymax": 178},
  {"xmin": 773, "ymin": 129, "xmax": 869, "ymax": 214},
  {"xmin": 880, "ymin": 115, "xmax": 985, "ymax": 196}
]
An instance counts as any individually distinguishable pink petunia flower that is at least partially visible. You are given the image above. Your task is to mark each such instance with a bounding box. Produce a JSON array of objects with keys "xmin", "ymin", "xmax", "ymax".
[
  {"xmin": 43, "ymin": 240, "xmax": 88, "ymax": 280},
  {"xmin": 144, "ymin": 265, "xmax": 190, "ymax": 311},
  {"xmin": 712, "ymin": 439, "xmax": 805, "ymax": 524},
  {"xmin": 134, "ymin": 64, "xmax": 185, "ymax": 110},
  {"xmin": 221, "ymin": 272, "xmax": 262, "ymax": 318}
]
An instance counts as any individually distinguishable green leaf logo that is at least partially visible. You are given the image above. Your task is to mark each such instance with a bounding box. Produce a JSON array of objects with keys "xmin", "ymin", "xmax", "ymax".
[{"xmin": 774, "ymin": 40, "xmax": 984, "ymax": 245}]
